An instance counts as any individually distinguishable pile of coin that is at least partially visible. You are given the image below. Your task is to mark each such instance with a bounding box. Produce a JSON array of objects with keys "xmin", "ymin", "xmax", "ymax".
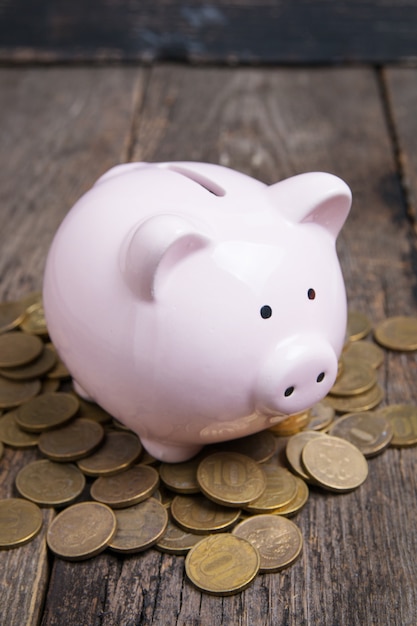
[{"xmin": 1, "ymin": 296, "xmax": 417, "ymax": 596}]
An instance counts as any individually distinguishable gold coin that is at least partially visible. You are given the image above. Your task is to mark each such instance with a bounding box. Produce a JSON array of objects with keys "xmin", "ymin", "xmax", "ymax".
[
  {"xmin": 0, "ymin": 498, "xmax": 43, "ymax": 548},
  {"xmin": 15, "ymin": 459, "xmax": 86, "ymax": 506},
  {"xmin": 108, "ymin": 498, "xmax": 168, "ymax": 553},
  {"xmin": 302, "ymin": 435, "xmax": 368, "ymax": 491},
  {"xmin": 211, "ymin": 430, "xmax": 277, "ymax": 463},
  {"xmin": 328, "ymin": 411, "xmax": 393, "ymax": 457},
  {"xmin": 324, "ymin": 383, "xmax": 384, "ymax": 413},
  {"xmin": 232, "ymin": 514, "xmax": 303, "ymax": 572},
  {"xmin": 90, "ymin": 465, "xmax": 159, "ymax": 508},
  {"xmin": 77, "ymin": 430, "xmax": 142, "ymax": 476},
  {"xmin": 41, "ymin": 378, "xmax": 60, "ymax": 394},
  {"xmin": 156, "ymin": 518, "xmax": 209, "ymax": 555},
  {"xmin": 46, "ymin": 501, "xmax": 117, "ymax": 560},
  {"xmin": 374, "ymin": 316, "xmax": 417, "ymax": 351},
  {"xmin": 0, "ymin": 410, "xmax": 39, "ymax": 447},
  {"xmin": 0, "ymin": 301, "xmax": 27, "ymax": 334},
  {"xmin": 0, "ymin": 331, "xmax": 43, "ymax": 367},
  {"xmin": 171, "ymin": 494, "xmax": 241, "ymax": 534},
  {"xmin": 329, "ymin": 356, "xmax": 376, "ymax": 397},
  {"xmin": 76, "ymin": 396, "xmax": 113, "ymax": 425},
  {"xmin": 0, "ymin": 376, "xmax": 41, "ymax": 409},
  {"xmin": 343, "ymin": 340, "xmax": 384, "ymax": 369},
  {"xmin": 285, "ymin": 431, "xmax": 326, "ymax": 481},
  {"xmin": 38, "ymin": 418, "xmax": 104, "ymax": 461},
  {"xmin": 19, "ymin": 290, "xmax": 42, "ymax": 310},
  {"xmin": 159, "ymin": 457, "xmax": 201, "ymax": 494},
  {"xmin": 20, "ymin": 302, "xmax": 48, "ymax": 336},
  {"xmin": 347, "ymin": 310, "xmax": 372, "ymax": 341},
  {"xmin": 197, "ymin": 452, "xmax": 266, "ymax": 507},
  {"xmin": 15, "ymin": 392, "xmax": 79, "ymax": 432},
  {"xmin": 185, "ymin": 533, "xmax": 260, "ymax": 595},
  {"xmin": 272, "ymin": 476, "xmax": 309, "ymax": 517},
  {"xmin": 46, "ymin": 354, "xmax": 70, "ymax": 379},
  {"xmin": 0, "ymin": 345, "xmax": 56, "ymax": 380},
  {"xmin": 308, "ymin": 401, "xmax": 335, "ymax": 431},
  {"xmin": 269, "ymin": 410, "xmax": 311, "ymax": 436},
  {"xmin": 244, "ymin": 464, "xmax": 298, "ymax": 513},
  {"xmin": 378, "ymin": 404, "xmax": 417, "ymax": 447}
]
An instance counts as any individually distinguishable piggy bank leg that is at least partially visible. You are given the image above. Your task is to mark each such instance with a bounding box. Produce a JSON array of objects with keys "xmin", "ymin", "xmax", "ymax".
[
  {"xmin": 73, "ymin": 380, "xmax": 94, "ymax": 402},
  {"xmin": 140, "ymin": 437, "xmax": 203, "ymax": 463}
]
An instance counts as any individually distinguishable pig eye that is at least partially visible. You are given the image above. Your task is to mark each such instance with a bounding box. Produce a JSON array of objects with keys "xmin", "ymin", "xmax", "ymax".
[
  {"xmin": 260, "ymin": 305, "xmax": 272, "ymax": 319},
  {"xmin": 308, "ymin": 288, "xmax": 316, "ymax": 300}
]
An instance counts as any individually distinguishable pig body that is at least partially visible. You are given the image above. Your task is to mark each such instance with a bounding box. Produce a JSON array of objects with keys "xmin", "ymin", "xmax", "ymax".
[{"xmin": 43, "ymin": 162, "xmax": 351, "ymax": 461}]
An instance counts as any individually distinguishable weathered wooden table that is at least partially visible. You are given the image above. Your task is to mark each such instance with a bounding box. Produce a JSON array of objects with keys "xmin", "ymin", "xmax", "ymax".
[{"xmin": 1, "ymin": 61, "xmax": 417, "ymax": 625}]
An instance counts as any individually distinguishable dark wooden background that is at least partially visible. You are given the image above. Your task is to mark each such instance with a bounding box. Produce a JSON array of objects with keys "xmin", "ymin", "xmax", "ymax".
[{"xmin": 1, "ymin": 2, "xmax": 417, "ymax": 625}]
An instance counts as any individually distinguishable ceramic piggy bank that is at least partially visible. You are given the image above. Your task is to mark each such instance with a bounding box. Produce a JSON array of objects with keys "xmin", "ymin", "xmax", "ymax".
[{"xmin": 43, "ymin": 162, "xmax": 351, "ymax": 462}]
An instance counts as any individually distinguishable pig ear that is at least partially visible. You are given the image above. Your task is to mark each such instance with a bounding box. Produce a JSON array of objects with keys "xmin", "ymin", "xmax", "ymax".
[
  {"xmin": 267, "ymin": 172, "xmax": 352, "ymax": 239},
  {"xmin": 121, "ymin": 215, "xmax": 210, "ymax": 301}
]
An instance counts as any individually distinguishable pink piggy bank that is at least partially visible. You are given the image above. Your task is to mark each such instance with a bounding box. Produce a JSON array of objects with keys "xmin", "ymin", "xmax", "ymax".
[{"xmin": 43, "ymin": 162, "xmax": 351, "ymax": 462}]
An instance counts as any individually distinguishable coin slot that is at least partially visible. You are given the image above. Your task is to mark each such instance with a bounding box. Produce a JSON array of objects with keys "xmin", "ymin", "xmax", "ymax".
[{"xmin": 162, "ymin": 164, "xmax": 226, "ymax": 197}]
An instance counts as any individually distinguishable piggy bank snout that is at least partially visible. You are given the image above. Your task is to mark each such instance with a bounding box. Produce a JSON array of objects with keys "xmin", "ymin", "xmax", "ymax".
[{"xmin": 256, "ymin": 336, "xmax": 339, "ymax": 416}]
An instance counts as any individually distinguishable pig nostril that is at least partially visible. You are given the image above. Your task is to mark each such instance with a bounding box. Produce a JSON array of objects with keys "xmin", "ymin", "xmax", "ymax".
[
  {"xmin": 316, "ymin": 372, "xmax": 325, "ymax": 383},
  {"xmin": 284, "ymin": 386, "xmax": 295, "ymax": 397}
]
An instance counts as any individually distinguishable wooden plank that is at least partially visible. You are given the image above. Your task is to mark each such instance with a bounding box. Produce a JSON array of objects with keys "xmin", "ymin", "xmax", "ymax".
[
  {"xmin": 1, "ymin": 1, "xmax": 417, "ymax": 64},
  {"xmin": 0, "ymin": 66, "xmax": 145, "ymax": 625},
  {"xmin": 39, "ymin": 66, "xmax": 417, "ymax": 625}
]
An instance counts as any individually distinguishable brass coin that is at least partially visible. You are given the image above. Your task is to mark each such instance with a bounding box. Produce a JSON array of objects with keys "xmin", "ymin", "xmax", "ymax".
[
  {"xmin": 302, "ymin": 435, "xmax": 368, "ymax": 491},
  {"xmin": 19, "ymin": 290, "xmax": 42, "ymax": 310},
  {"xmin": 0, "ymin": 376, "xmax": 41, "ymax": 409},
  {"xmin": 76, "ymin": 396, "xmax": 113, "ymax": 424},
  {"xmin": 38, "ymin": 418, "xmax": 104, "ymax": 461},
  {"xmin": 0, "ymin": 345, "xmax": 56, "ymax": 380},
  {"xmin": 41, "ymin": 378, "xmax": 60, "ymax": 394},
  {"xmin": 374, "ymin": 316, "xmax": 417, "ymax": 351},
  {"xmin": 244, "ymin": 464, "xmax": 298, "ymax": 513},
  {"xmin": 185, "ymin": 533, "xmax": 260, "ymax": 596},
  {"xmin": 90, "ymin": 465, "xmax": 159, "ymax": 508},
  {"xmin": 46, "ymin": 354, "xmax": 70, "ymax": 379},
  {"xmin": 0, "ymin": 331, "xmax": 43, "ymax": 367},
  {"xmin": 46, "ymin": 501, "xmax": 117, "ymax": 560},
  {"xmin": 77, "ymin": 430, "xmax": 142, "ymax": 476},
  {"xmin": 0, "ymin": 498, "xmax": 43, "ymax": 548},
  {"xmin": 171, "ymin": 494, "xmax": 241, "ymax": 534},
  {"xmin": 15, "ymin": 392, "xmax": 79, "ymax": 432},
  {"xmin": 378, "ymin": 404, "xmax": 417, "ymax": 447},
  {"xmin": 232, "ymin": 514, "xmax": 303, "ymax": 572},
  {"xmin": 159, "ymin": 457, "xmax": 201, "ymax": 494},
  {"xmin": 20, "ymin": 302, "xmax": 48, "ymax": 336},
  {"xmin": 329, "ymin": 356, "xmax": 376, "ymax": 397},
  {"xmin": 0, "ymin": 301, "xmax": 27, "ymax": 334},
  {"xmin": 108, "ymin": 498, "xmax": 168, "ymax": 553},
  {"xmin": 156, "ymin": 518, "xmax": 209, "ymax": 555},
  {"xmin": 15, "ymin": 459, "xmax": 86, "ymax": 506},
  {"xmin": 0, "ymin": 410, "xmax": 39, "ymax": 447},
  {"xmin": 308, "ymin": 401, "xmax": 335, "ymax": 431},
  {"xmin": 269, "ymin": 410, "xmax": 311, "ymax": 436},
  {"xmin": 285, "ymin": 431, "xmax": 326, "ymax": 481},
  {"xmin": 324, "ymin": 383, "xmax": 384, "ymax": 413},
  {"xmin": 347, "ymin": 310, "xmax": 372, "ymax": 341},
  {"xmin": 343, "ymin": 340, "xmax": 384, "ymax": 369},
  {"xmin": 272, "ymin": 476, "xmax": 309, "ymax": 517},
  {"xmin": 211, "ymin": 430, "xmax": 277, "ymax": 463},
  {"xmin": 328, "ymin": 411, "xmax": 393, "ymax": 457},
  {"xmin": 197, "ymin": 452, "xmax": 266, "ymax": 507}
]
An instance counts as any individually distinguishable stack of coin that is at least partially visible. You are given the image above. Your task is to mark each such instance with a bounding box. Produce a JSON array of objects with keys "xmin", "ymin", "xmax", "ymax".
[{"xmin": 1, "ymin": 296, "xmax": 417, "ymax": 596}]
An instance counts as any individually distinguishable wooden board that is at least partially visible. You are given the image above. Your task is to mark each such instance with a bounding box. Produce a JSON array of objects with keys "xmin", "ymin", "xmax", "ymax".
[
  {"xmin": 1, "ymin": 1, "xmax": 417, "ymax": 64},
  {"xmin": 0, "ymin": 65, "xmax": 417, "ymax": 625}
]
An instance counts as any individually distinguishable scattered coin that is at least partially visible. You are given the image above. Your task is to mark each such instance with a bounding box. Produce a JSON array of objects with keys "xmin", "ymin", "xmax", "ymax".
[
  {"xmin": 378, "ymin": 404, "xmax": 417, "ymax": 447},
  {"xmin": 328, "ymin": 411, "xmax": 393, "ymax": 457},
  {"xmin": 76, "ymin": 397, "xmax": 113, "ymax": 424},
  {"xmin": 0, "ymin": 376, "xmax": 41, "ymax": 409},
  {"xmin": 46, "ymin": 501, "xmax": 117, "ymax": 560},
  {"xmin": 0, "ymin": 410, "xmax": 39, "ymax": 447},
  {"xmin": 15, "ymin": 459, "xmax": 86, "ymax": 506},
  {"xmin": 171, "ymin": 494, "xmax": 241, "ymax": 534},
  {"xmin": 302, "ymin": 435, "xmax": 368, "ymax": 492},
  {"xmin": 156, "ymin": 518, "xmax": 209, "ymax": 555},
  {"xmin": 308, "ymin": 401, "xmax": 335, "ymax": 431},
  {"xmin": 272, "ymin": 476, "xmax": 309, "ymax": 517},
  {"xmin": 38, "ymin": 418, "xmax": 104, "ymax": 461},
  {"xmin": 15, "ymin": 392, "xmax": 79, "ymax": 432},
  {"xmin": 90, "ymin": 465, "xmax": 160, "ymax": 508},
  {"xmin": 20, "ymin": 302, "xmax": 48, "ymax": 336},
  {"xmin": 269, "ymin": 410, "xmax": 311, "ymax": 436},
  {"xmin": 46, "ymin": 354, "xmax": 71, "ymax": 380},
  {"xmin": 0, "ymin": 498, "xmax": 43, "ymax": 548},
  {"xmin": 0, "ymin": 345, "xmax": 56, "ymax": 380},
  {"xmin": 232, "ymin": 514, "xmax": 303, "ymax": 572},
  {"xmin": 324, "ymin": 383, "xmax": 384, "ymax": 413},
  {"xmin": 374, "ymin": 316, "xmax": 417, "ymax": 351},
  {"xmin": 347, "ymin": 311, "xmax": 372, "ymax": 341},
  {"xmin": 159, "ymin": 457, "xmax": 201, "ymax": 494},
  {"xmin": 185, "ymin": 533, "xmax": 260, "ymax": 595},
  {"xmin": 285, "ymin": 431, "xmax": 326, "ymax": 481},
  {"xmin": 77, "ymin": 430, "xmax": 142, "ymax": 476},
  {"xmin": 197, "ymin": 452, "xmax": 266, "ymax": 507},
  {"xmin": 109, "ymin": 498, "xmax": 168, "ymax": 553},
  {"xmin": 329, "ymin": 356, "xmax": 376, "ymax": 396},
  {"xmin": 0, "ymin": 301, "xmax": 27, "ymax": 334},
  {"xmin": 244, "ymin": 464, "xmax": 298, "ymax": 513},
  {"xmin": 0, "ymin": 331, "xmax": 43, "ymax": 367},
  {"xmin": 211, "ymin": 430, "xmax": 277, "ymax": 463},
  {"xmin": 343, "ymin": 340, "xmax": 384, "ymax": 369}
]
